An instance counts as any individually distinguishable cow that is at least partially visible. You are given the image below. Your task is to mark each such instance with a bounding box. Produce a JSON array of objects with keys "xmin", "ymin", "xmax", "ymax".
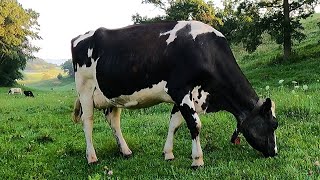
[
  {"xmin": 23, "ymin": 90, "xmax": 34, "ymax": 97},
  {"xmin": 71, "ymin": 21, "xmax": 278, "ymax": 168},
  {"xmin": 8, "ymin": 88, "xmax": 23, "ymax": 95}
]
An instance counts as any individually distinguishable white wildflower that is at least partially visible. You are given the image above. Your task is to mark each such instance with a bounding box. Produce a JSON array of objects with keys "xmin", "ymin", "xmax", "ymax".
[
  {"xmin": 294, "ymin": 85, "xmax": 300, "ymax": 89},
  {"xmin": 265, "ymin": 86, "xmax": 270, "ymax": 90},
  {"xmin": 292, "ymin": 81, "xmax": 297, "ymax": 84},
  {"xmin": 278, "ymin": 79, "xmax": 284, "ymax": 84},
  {"xmin": 108, "ymin": 170, "xmax": 113, "ymax": 175},
  {"xmin": 302, "ymin": 85, "xmax": 308, "ymax": 91}
]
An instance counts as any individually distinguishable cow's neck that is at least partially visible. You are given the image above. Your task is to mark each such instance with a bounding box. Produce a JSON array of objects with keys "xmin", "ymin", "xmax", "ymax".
[{"xmin": 213, "ymin": 61, "xmax": 259, "ymax": 124}]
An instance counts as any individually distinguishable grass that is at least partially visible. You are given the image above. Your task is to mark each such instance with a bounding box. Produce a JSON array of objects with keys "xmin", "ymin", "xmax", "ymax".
[{"xmin": 0, "ymin": 14, "xmax": 319, "ymax": 179}]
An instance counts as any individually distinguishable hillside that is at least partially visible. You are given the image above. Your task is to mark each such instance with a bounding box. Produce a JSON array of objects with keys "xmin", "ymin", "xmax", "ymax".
[
  {"xmin": 24, "ymin": 58, "xmax": 58, "ymax": 72},
  {"xmin": 19, "ymin": 58, "xmax": 66, "ymax": 85},
  {"xmin": 235, "ymin": 13, "xmax": 320, "ymax": 90}
]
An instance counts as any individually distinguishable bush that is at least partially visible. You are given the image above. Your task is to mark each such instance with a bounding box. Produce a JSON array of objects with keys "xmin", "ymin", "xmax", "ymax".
[{"xmin": 57, "ymin": 73, "xmax": 63, "ymax": 80}]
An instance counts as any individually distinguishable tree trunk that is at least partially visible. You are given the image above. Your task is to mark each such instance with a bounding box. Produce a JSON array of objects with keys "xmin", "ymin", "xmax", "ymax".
[{"xmin": 283, "ymin": 0, "xmax": 291, "ymax": 61}]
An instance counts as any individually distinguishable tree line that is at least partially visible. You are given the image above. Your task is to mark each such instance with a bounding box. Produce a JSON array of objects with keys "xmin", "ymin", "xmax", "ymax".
[{"xmin": 1, "ymin": 0, "xmax": 319, "ymax": 86}]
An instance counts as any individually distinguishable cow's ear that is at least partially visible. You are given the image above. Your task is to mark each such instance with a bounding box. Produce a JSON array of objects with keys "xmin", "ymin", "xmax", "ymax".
[{"xmin": 260, "ymin": 98, "xmax": 272, "ymax": 115}]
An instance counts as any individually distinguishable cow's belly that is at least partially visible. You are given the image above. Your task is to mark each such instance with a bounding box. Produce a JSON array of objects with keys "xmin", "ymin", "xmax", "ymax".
[{"xmin": 93, "ymin": 80, "xmax": 174, "ymax": 109}]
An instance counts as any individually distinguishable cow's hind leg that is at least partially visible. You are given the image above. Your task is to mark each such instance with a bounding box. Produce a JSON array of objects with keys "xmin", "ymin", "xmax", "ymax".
[
  {"xmin": 105, "ymin": 107, "xmax": 132, "ymax": 157},
  {"xmin": 163, "ymin": 105, "xmax": 183, "ymax": 160},
  {"xmin": 169, "ymin": 90, "xmax": 204, "ymax": 168},
  {"xmin": 79, "ymin": 94, "xmax": 97, "ymax": 164}
]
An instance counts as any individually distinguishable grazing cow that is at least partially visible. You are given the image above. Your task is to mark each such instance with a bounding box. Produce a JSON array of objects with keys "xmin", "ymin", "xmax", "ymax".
[
  {"xmin": 8, "ymin": 88, "xmax": 23, "ymax": 95},
  {"xmin": 71, "ymin": 21, "xmax": 278, "ymax": 167},
  {"xmin": 24, "ymin": 90, "xmax": 34, "ymax": 97}
]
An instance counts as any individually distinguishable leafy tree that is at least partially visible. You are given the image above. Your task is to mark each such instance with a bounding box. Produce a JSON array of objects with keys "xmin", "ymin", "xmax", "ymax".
[
  {"xmin": 132, "ymin": 0, "xmax": 222, "ymax": 27},
  {"xmin": 0, "ymin": 0, "xmax": 40, "ymax": 86},
  {"xmin": 218, "ymin": 0, "xmax": 320, "ymax": 60},
  {"xmin": 61, "ymin": 59, "xmax": 74, "ymax": 77}
]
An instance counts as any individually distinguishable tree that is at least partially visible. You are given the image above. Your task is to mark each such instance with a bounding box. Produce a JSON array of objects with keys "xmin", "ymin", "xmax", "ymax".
[
  {"xmin": 132, "ymin": 0, "xmax": 222, "ymax": 27},
  {"xmin": 260, "ymin": 0, "xmax": 319, "ymax": 60},
  {"xmin": 218, "ymin": 0, "xmax": 320, "ymax": 60},
  {"xmin": 61, "ymin": 59, "xmax": 74, "ymax": 77},
  {"xmin": 0, "ymin": 0, "xmax": 40, "ymax": 86}
]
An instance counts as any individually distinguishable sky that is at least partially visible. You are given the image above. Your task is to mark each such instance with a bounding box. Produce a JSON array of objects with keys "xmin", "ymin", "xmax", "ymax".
[
  {"xmin": 18, "ymin": 0, "xmax": 320, "ymax": 65},
  {"xmin": 18, "ymin": 0, "xmax": 166, "ymax": 64}
]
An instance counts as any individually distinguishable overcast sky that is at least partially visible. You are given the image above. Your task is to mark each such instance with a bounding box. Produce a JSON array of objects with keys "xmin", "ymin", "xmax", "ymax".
[
  {"xmin": 18, "ymin": 0, "xmax": 320, "ymax": 64},
  {"xmin": 18, "ymin": 0, "xmax": 166, "ymax": 64}
]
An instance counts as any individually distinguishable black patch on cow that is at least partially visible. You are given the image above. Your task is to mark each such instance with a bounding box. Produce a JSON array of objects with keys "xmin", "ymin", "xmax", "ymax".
[
  {"xmin": 93, "ymin": 23, "xmax": 180, "ymax": 99},
  {"xmin": 71, "ymin": 32, "xmax": 94, "ymax": 71},
  {"xmin": 179, "ymin": 104, "xmax": 198, "ymax": 140},
  {"xmin": 171, "ymin": 105, "xmax": 179, "ymax": 115},
  {"xmin": 201, "ymin": 94, "xmax": 210, "ymax": 111},
  {"xmin": 197, "ymin": 88, "xmax": 202, "ymax": 99}
]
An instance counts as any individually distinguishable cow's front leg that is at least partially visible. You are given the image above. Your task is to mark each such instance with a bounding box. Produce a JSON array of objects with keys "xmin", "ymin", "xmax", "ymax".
[
  {"xmin": 105, "ymin": 107, "xmax": 132, "ymax": 157},
  {"xmin": 80, "ymin": 95, "xmax": 97, "ymax": 164},
  {"xmin": 163, "ymin": 105, "xmax": 183, "ymax": 160},
  {"xmin": 171, "ymin": 91, "xmax": 204, "ymax": 167}
]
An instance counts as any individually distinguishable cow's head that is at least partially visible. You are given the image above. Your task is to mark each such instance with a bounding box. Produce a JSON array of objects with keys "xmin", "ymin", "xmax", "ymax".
[{"xmin": 240, "ymin": 98, "xmax": 278, "ymax": 157}]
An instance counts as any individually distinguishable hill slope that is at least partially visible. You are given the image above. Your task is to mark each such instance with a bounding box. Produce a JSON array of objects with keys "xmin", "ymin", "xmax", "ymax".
[{"xmin": 19, "ymin": 58, "xmax": 66, "ymax": 85}]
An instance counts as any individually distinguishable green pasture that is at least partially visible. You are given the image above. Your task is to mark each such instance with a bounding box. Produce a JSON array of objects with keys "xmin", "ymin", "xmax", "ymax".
[{"xmin": 0, "ymin": 13, "xmax": 319, "ymax": 179}]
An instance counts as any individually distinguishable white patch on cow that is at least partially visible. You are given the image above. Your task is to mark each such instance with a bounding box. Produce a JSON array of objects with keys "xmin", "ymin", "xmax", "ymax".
[
  {"xmin": 180, "ymin": 93, "xmax": 195, "ymax": 110},
  {"xmin": 163, "ymin": 111, "xmax": 183, "ymax": 160},
  {"xmin": 191, "ymin": 136, "xmax": 204, "ymax": 167},
  {"xmin": 274, "ymin": 132, "xmax": 278, "ymax": 154},
  {"xmin": 73, "ymin": 30, "xmax": 95, "ymax": 48},
  {"xmin": 88, "ymin": 48, "xmax": 93, "ymax": 58},
  {"xmin": 160, "ymin": 21, "xmax": 224, "ymax": 45},
  {"xmin": 271, "ymin": 101, "xmax": 276, "ymax": 118},
  {"xmin": 110, "ymin": 80, "xmax": 173, "ymax": 108},
  {"xmin": 191, "ymin": 86, "xmax": 210, "ymax": 113}
]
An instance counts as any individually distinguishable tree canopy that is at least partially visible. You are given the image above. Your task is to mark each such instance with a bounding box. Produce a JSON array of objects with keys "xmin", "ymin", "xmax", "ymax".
[
  {"xmin": 133, "ymin": 0, "xmax": 222, "ymax": 27},
  {"xmin": 61, "ymin": 59, "xmax": 74, "ymax": 78},
  {"xmin": 217, "ymin": 0, "xmax": 319, "ymax": 59},
  {"xmin": 0, "ymin": 0, "xmax": 40, "ymax": 86}
]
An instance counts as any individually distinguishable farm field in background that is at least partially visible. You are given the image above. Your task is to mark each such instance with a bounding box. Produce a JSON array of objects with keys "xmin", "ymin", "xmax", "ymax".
[
  {"xmin": 18, "ymin": 67, "xmax": 66, "ymax": 85},
  {"xmin": 0, "ymin": 14, "xmax": 319, "ymax": 179}
]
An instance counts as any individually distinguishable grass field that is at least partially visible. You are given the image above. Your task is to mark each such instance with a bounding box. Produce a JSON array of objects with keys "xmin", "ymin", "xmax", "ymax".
[{"xmin": 0, "ymin": 14, "xmax": 319, "ymax": 179}]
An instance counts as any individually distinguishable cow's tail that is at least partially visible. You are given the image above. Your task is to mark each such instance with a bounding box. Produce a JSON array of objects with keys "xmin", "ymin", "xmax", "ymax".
[{"xmin": 72, "ymin": 98, "xmax": 82, "ymax": 123}]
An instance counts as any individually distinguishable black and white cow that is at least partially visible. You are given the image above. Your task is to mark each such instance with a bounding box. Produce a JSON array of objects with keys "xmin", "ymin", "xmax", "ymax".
[
  {"xmin": 8, "ymin": 88, "xmax": 23, "ymax": 95},
  {"xmin": 71, "ymin": 21, "xmax": 278, "ymax": 167},
  {"xmin": 23, "ymin": 90, "xmax": 34, "ymax": 97}
]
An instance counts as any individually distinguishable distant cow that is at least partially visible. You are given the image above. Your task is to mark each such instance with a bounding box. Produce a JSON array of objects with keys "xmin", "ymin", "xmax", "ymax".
[
  {"xmin": 71, "ymin": 21, "xmax": 278, "ymax": 167},
  {"xmin": 8, "ymin": 88, "xmax": 23, "ymax": 95},
  {"xmin": 24, "ymin": 91, "xmax": 34, "ymax": 97}
]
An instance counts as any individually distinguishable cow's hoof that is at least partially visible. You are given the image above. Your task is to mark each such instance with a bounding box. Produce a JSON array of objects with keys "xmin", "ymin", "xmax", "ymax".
[
  {"xmin": 88, "ymin": 160, "xmax": 99, "ymax": 166},
  {"xmin": 164, "ymin": 152, "xmax": 175, "ymax": 161},
  {"xmin": 87, "ymin": 154, "xmax": 98, "ymax": 164},
  {"xmin": 191, "ymin": 157, "xmax": 204, "ymax": 167},
  {"xmin": 121, "ymin": 152, "xmax": 133, "ymax": 159},
  {"xmin": 191, "ymin": 164, "xmax": 203, "ymax": 170}
]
